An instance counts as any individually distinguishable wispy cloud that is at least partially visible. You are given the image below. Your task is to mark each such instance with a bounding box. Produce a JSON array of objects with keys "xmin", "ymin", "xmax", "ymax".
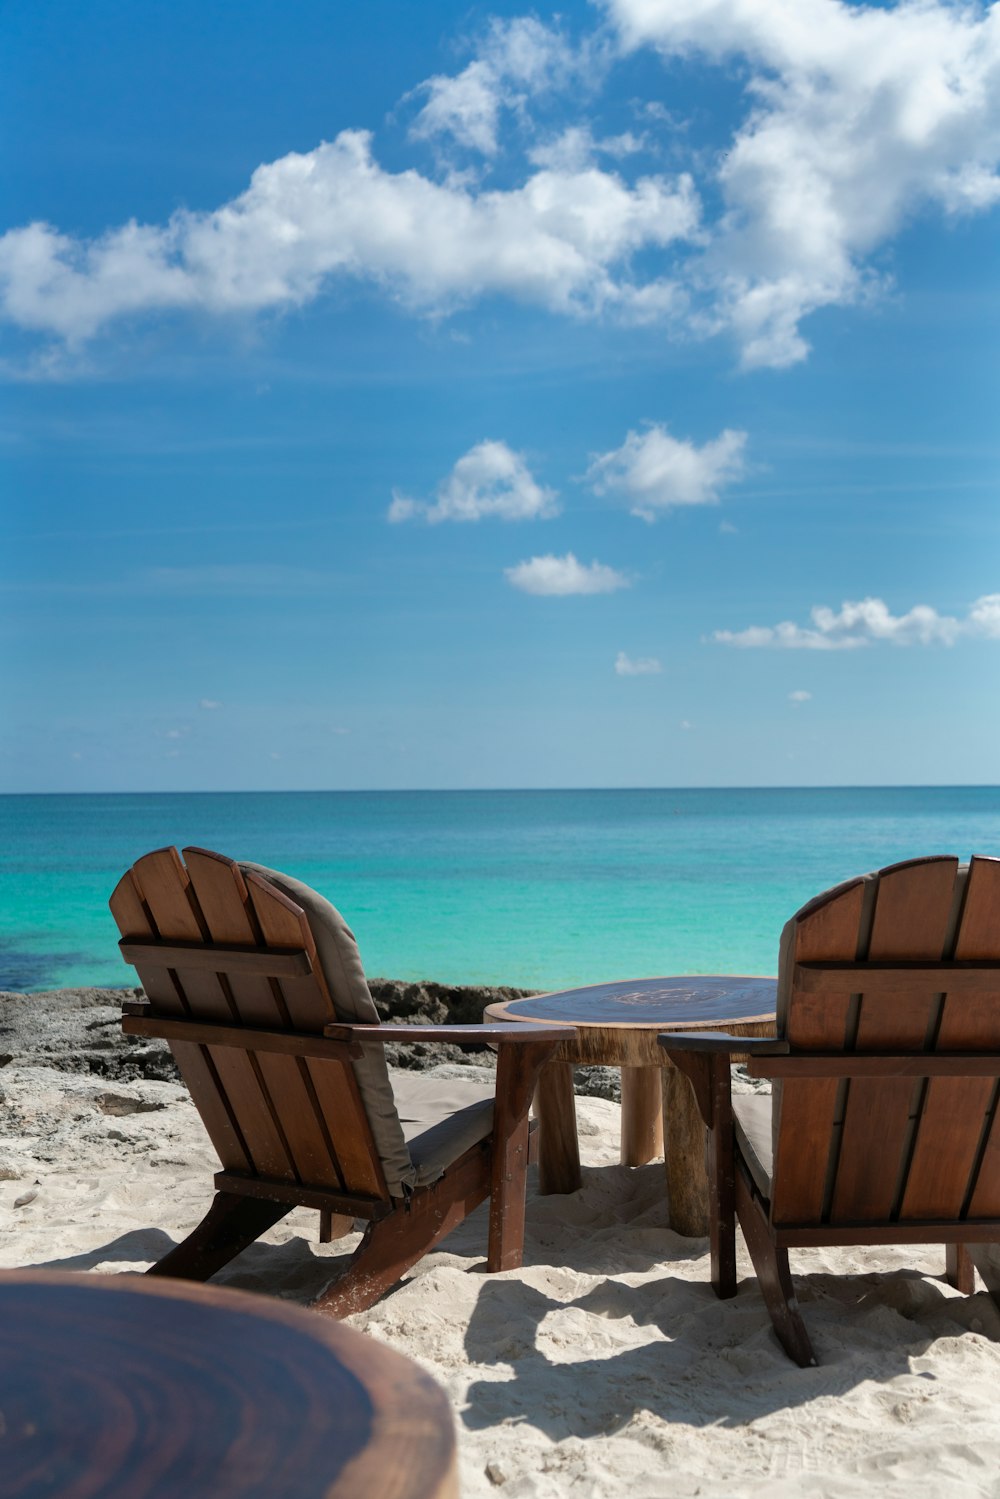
[
  {"xmin": 0, "ymin": 565, "xmax": 334, "ymax": 599},
  {"xmin": 615, "ymin": 650, "xmax": 662, "ymax": 675},
  {"xmin": 407, "ymin": 17, "xmax": 593, "ymax": 157},
  {"xmin": 198, "ymin": 698, "xmax": 221, "ymax": 710},
  {"xmin": 388, "ymin": 440, "xmax": 557, "ymax": 523},
  {"xmin": 788, "ymin": 689, "xmax": 812, "ymax": 702},
  {"xmin": 505, "ymin": 552, "xmax": 629, "ymax": 596},
  {"xmin": 587, "ymin": 423, "xmax": 747, "ymax": 520},
  {"xmin": 144, "ymin": 565, "xmax": 331, "ymax": 596},
  {"xmin": 713, "ymin": 595, "xmax": 1000, "ymax": 650}
]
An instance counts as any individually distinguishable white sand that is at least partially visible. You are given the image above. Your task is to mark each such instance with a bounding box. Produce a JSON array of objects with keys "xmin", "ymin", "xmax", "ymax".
[{"xmin": 3, "ymin": 1060, "xmax": 1000, "ymax": 1498}]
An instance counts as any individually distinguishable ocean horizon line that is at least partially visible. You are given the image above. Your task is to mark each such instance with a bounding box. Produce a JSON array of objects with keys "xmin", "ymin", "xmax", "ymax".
[{"xmin": 3, "ymin": 783, "xmax": 998, "ymax": 799}]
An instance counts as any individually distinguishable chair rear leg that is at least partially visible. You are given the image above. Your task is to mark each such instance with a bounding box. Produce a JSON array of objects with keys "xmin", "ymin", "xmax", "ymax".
[
  {"xmin": 735, "ymin": 1173, "xmax": 816, "ymax": 1367},
  {"xmin": 314, "ymin": 1153, "xmax": 491, "ymax": 1318},
  {"xmin": 946, "ymin": 1243, "xmax": 976, "ymax": 1295},
  {"xmin": 965, "ymin": 1244, "xmax": 1000, "ymax": 1307},
  {"xmin": 319, "ymin": 1211, "xmax": 356, "ymax": 1244},
  {"xmin": 147, "ymin": 1191, "xmax": 290, "ymax": 1282}
]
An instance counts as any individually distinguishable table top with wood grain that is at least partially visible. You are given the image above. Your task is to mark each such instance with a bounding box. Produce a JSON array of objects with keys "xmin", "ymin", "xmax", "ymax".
[
  {"xmin": 0, "ymin": 1270, "xmax": 457, "ymax": 1499},
  {"xmin": 487, "ymin": 975, "xmax": 777, "ymax": 1029}
]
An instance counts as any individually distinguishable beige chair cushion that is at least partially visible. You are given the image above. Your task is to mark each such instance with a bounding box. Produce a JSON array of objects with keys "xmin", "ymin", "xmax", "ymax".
[
  {"xmin": 392, "ymin": 1072, "xmax": 496, "ymax": 1186},
  {"xmin": 732, "ymin": 1092, "xmax": 773, "ymax": 1197},
  {"xmin": 239, "ymin": 861, "xmax": 417, "ymax": 1196}
]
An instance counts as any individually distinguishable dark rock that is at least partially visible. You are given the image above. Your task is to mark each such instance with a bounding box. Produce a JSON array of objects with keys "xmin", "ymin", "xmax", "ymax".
[
  {"xmin": 573, "ymin": 1065, "xmax": 622, "ymax": 1102},
  {"xmin": 1, "ymin": 981, "xmax": 612, "ymax": 1098}
]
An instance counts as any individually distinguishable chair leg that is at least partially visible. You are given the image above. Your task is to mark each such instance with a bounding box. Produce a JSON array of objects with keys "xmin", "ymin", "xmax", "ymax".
[
  {"xmin": 314, "ymin": 1149, "xmax": 491, "ymax": 1318},
  {"xmin": 147, "ymin": 1191, "xmax": 291, "ymax": 1282},
  {"xmin": 707, "ymin": 1058, "xmax": 737, "ymax": 1299},
  {"xmin": 487, "ymin": 1055, "xmax": 535, "ymax": 1273},
  {"xmin": 735, "ymin": 1173, "xmax": 817, "ymax": 1367},
  {"xmin": 946, "ymin": 1243, "xmax": 976, "ymax": 1295},
  {"xmin": 319, "ymin": 1211, "xmax": 356, "ymax": 1244},
  {"xmin": 964, "ymin": 1244, "xmax": 1000, "ymax": 1306}
]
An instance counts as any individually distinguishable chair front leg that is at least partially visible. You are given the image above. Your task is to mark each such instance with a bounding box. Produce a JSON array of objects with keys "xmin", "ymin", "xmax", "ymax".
[
  {"xmin": 487, "ymin": 1039, "xmax": 562, "ymax": 1271},
  {"xmin": 706, "ymin": 1054, "xmax": 737, "ymax": 1297}
]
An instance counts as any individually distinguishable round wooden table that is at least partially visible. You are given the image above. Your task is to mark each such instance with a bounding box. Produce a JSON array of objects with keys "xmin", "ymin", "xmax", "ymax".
[
  {"xmin": 0, "ymin": 1271, "xmax": 458, "ymax": 1499},
  {"xmin": 486, "ymin": 976, "xmax": 776, "ymax": 1236}
]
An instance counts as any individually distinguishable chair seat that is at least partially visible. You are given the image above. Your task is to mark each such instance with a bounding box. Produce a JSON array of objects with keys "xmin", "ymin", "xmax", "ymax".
[
  {"xmin": 732, "ymin": 1092, "xmax": 773, "ymax": 1197},
  {"xmin": 392, "ymin": 1072, "xmax": 496, "ymax": 1186}
]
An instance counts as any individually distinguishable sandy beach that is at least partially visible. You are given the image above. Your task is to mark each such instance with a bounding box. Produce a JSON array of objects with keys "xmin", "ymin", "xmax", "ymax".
[{"xmin": 3, "ymin": 988, "xmax": 1000, "ymax": 1498}]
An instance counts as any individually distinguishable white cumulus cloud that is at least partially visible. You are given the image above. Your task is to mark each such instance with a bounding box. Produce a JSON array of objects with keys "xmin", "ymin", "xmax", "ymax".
[
  {"xmin": 0, "ymin": 132, "xmax": 700, "ymax": 345},
  {"xmin": 606, "ymin": 0, "xmax": 1000, "ymax": 366},
  {"xmin": 505, "ymin": 552, "xmax": 629, "ymax": 595},
  {"xmin": 712, "ymin": 594, "xmax": 1000, "ymax": 649},
  {"xmin": 388, "ymin": 440, "xmax": 557, "ymax": 523},
  {"xmin": 587, "ymin": 423, "xmax": 747, "ymax": 519},
  {"xmin": 968, "ymin": 593, "xmax": 1000, "ymax": 637},
  {"xmin": 5, "ymin": 0, "xmax": 1000, "ymax": 371},
  {"xmin": 615, "ymin": 650, "xmax": 662, "ymax": 674}
]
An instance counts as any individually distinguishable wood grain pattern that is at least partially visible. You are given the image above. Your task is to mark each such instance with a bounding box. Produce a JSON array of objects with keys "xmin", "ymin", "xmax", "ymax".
[
  {"xmin": 135, "ymin": 849, "xmax": 298, "ymax": 1183},
  {"xmin": 772, "ymin": 879, "xmax": 864, "ymax": 1227},
  {"xmin": 620, "ymin": 1066, "xmax": 664, "ymax": 1167},
  {"xmin": 531, "ymin": 1061, "xmax": 581, "ymax": 1195},
  {"xmin": 111, "ymin": 864, "xmax": 253, "ymax": 1176},
  {"xmin": 488, "ymin": 1042, "xmax": 558, "ymax": 1271},
  {"xmin": 0, "ymin": 1270, "xmax": 458, "ymax": 1499},
  {"xmin": 662, "ymin": 1066, "xmax": 709, "ymax": 1236},
  {"xmin": 955, "ymin": 857, "xmax": 1000, "ymax": 1219},
  {"xmin": 186, "ymin": 849, "xmax": 347, "ymax": 1192},
  {"xmin": 831, "ymin": 857, "xmax": 957, "ymax": 1224}
]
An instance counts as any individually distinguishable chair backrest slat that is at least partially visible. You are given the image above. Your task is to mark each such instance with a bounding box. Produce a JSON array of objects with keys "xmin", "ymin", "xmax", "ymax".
[
  {"xmin": 130, "ymin": 849, "xmax": 299, "ymax": 1184},
  {"xmin": 772, "ymin": 879, "xmax": 865, "ymax": 1224},
  {"xmin": 110, "ymin": 859, "xmax": 255, "ymax": 1177},
  {"xmin": 182, "ymin": 849, "xmax": 349, "ymax": 1193},
  {"xmin": 941, "ymin": 857, "xmax": 1000, "ymax": 1219},
  {"xmin": 830, "ymin": 857, "xmax": 958, "ymax": 1223}
]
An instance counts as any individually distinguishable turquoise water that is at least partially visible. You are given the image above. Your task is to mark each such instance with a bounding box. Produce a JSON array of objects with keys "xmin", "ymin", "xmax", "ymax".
[{"xmin": 1, "ymin": 788, "xmax": 998, "ymax": 992}]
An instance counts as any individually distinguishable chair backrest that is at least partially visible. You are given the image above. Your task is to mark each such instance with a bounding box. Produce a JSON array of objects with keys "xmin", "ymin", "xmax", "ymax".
[
  {"xmin": 109, "ymin": 846, "xmax": 416, "ymax": 1200},
  {"xmin": 770, "ymin": 855, "xmax": 1000, "ymax": 1230}
]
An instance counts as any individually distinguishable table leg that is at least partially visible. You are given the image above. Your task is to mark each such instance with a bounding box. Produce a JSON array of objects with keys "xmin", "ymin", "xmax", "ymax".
[
  {"xmin": 661, "ymin": 1066, "xmax": 709, "ymax": 1236},
  {"xmin": 533, "ymin": 1060, "xmax": 582, "ymax": 1195},
  {"xmin": 620, "ymin": 1066, "xmax": 664, "ymax": 1167}
]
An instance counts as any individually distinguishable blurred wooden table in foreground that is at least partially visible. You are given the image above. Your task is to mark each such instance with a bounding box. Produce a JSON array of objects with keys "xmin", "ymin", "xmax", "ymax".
[{"xmin": 0, "ymin": 1270, "xmax": 457, "ymax": 1499}]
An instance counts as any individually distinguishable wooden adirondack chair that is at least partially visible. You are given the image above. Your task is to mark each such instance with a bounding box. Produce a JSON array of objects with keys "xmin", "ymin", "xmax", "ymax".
[
  {"xmin": 110, "ymin": 846, "xmax": 572, "ymax": 1317},
  {"xmin": 659, "ymin": 855, "xmax": 1000, "ymax": 1366}
]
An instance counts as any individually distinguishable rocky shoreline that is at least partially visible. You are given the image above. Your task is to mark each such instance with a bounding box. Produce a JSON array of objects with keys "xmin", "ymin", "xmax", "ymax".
[{"xmin": 0, "ymin": 984, "xmax": 621, "ymax": 1100}]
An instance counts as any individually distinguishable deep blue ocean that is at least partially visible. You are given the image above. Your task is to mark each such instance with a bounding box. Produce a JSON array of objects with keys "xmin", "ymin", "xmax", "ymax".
[{"xmin": 1, "ymin": 787, "xmax": 998, "ymax": 993}]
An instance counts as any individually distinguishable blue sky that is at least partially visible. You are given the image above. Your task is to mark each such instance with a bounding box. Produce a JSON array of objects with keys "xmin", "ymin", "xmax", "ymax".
[{"xmin": 2, "ymin": 0, "xmax": 998, "ymax": 791}]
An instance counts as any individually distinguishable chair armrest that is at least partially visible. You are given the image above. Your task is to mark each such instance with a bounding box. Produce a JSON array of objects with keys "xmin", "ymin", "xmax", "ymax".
[
  {"xmin": 324, "ymin": 1022, "xmax": 575, "ymax": 1045},
  {"xmin": 658, "ymin": 1032, "xmax": 788, "ymax": 1056}
]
